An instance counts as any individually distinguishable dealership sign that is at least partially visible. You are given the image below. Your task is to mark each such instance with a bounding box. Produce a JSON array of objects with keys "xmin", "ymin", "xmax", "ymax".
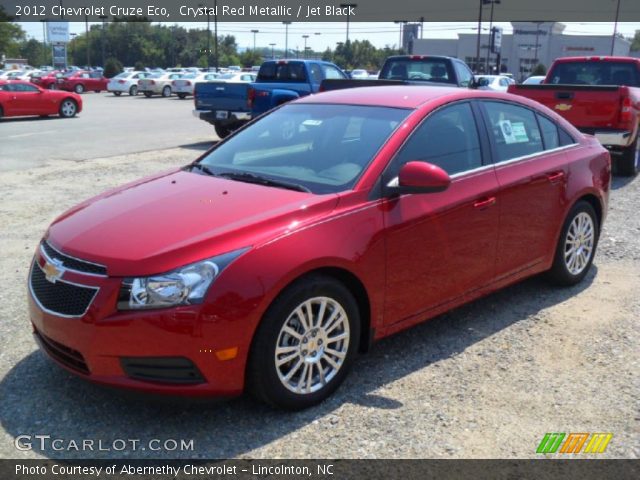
[
  {"xmin": 491, "ymin": 27, "xmax": 503, "ymax": 54},
  {"xmin": 46, "ymin": 22, "xmax": 70, "ymax": 43}
]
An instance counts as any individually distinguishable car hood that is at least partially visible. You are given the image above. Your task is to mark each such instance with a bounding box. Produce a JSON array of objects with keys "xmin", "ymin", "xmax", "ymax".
[{"xmin": 47, "ymin": 169, "xmax": 338, "ymax": 276}]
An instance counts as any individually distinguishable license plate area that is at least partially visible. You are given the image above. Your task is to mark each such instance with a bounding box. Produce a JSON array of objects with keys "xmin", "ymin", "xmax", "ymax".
[{"xmin": 215, "ymin": 111, "xmax": 229, "ymax": 120}]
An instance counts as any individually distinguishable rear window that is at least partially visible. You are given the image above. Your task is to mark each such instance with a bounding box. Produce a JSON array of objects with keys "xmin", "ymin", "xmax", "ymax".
[
  {"xmin": 257, "ymin": 62, "xmax": 308, "ymax": 83},
  {"xmin": 380, "ymin": 58, "xmax": 455, "ymax": 84},
  {"xmin": 548, "ymin": 61, "xmax": 640, "ymax": 87}
]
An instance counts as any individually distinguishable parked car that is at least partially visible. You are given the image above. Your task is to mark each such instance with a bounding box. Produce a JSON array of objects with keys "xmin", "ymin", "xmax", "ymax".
[
  {"xmin": 30, "ymin": 70, "xmax": 62, "ymax": 89},
  {"xmin": 522, "ymin": 75, "xmax": 545, "ymax": 85},
  {"xmin": 0, "ymin": 70, "xmax": 28, "ymax": 80},
  {"xmin": 28, "ymin": 86, "xmax": 609, "ymax": 409},
  {"xmin": 107, "ymin": 71, "xmax": 151, "ymax": 96},
  {"xmin": 0, "ymin": 80, "xmax": 81, "ymax": 119},
  {"xmin": 508, "ymin": 56, "xmax": 640, "ymax": 176},
  {"xmin": 172, "ymin": 72, "xmax": 219, "ymax": 99},
  {"xmin": 57, "ymin": 70, "xmax": 108, "ymax": 94},
  {"xmin": 475, "ymin": 74, "xmax": 515, "ymax": 92},
  {"xmin": 138, "ymin": 72, "xmax": 183, "ymax": 97},
  {"xmin": 350, "ymin": 69, "xmax": 369, "ymax": 79}
]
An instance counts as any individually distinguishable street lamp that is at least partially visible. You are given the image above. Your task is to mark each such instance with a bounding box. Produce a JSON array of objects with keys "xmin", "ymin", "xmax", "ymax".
[
  {"xmin": 69, "ymin": 33, "xmax": 76, "ymax": 66},
  {"xmin": 99, "ymin": 14, "xmax": 107, "ymax": 67},
  {"xmin": 199, "ymin": 4, "xmax": 211, "ymax": 70},
  {"xmin": 340, "ymin": 3, "xmax": 357, "ymax": 45},
  {"xmin": 302, "ymin": 35, "xmax": 309, "ymax": 58},
  {"xmin": 533, "ymin": 21, "xmax": 544, "ymax": 67},
  {"xmin": 269, "ymin": 43, "xmax": 276, "ymax": 59},
  {"xmin": 485, "ymin": 0, "xmax": 501, "ymax": 73},
  {"xmin": 251, "ymin": 29, "xmax": 259, "ymax": 51},
  {"xmin": 476, "ymin": 0, "xmax": 491, "ymax": 73},
  {"xmin": 283, "ymin": 21, "xmax": 292, "ymax": 58},
  {"xmin": 611, "ymin": 0, "xmax": 621, "ymax": 55},
  {"xmin": 394, "ymin": 20, "xmax": 408, "ymax": 52},
  {"xmin": 40, "ymin": 19, "xmax": 48, "ymax": 67},
  {"xmin": 85, "ymin": 15, "xmax": 90, "ymax": 68}
]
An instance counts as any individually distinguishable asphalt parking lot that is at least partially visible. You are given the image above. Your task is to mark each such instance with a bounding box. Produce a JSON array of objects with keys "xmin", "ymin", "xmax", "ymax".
[
  {"xmin": 0, "ymin": 102, "xmax": 638, "ymax": 459},
  {"xmin": 0, "ymin": 92, "xmax": 217, "ymax": 171}
]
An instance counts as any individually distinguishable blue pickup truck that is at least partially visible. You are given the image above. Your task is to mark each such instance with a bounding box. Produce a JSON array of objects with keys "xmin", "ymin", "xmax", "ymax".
[{"xmin": 193, "ymin": 60, "xmax": 348, "ymax": 138}]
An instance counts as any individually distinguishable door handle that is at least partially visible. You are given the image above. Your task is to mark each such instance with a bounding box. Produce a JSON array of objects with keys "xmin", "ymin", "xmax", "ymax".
[
  {"xmin": 546, "ymin": 171, "xmax": 565, "ymax": 183},
  {"xmin": 473, "ymin": 196, "xmax": 496, "ymax": 209}
]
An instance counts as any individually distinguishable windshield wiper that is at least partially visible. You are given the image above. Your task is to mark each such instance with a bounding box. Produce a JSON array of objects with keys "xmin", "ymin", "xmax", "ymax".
[
  {"xmin": 217, "ymin": 171, "xmax": 311, "ymax": 193},
  {"xmin": 190, "ymin": 163, "xmax": 217, "ymax": 176}
]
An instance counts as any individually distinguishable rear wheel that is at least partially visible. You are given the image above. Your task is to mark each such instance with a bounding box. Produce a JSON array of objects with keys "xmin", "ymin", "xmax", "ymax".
[
  {"xmin": 74, "ymin": 84, "xmax": 84, "ymax": 94},
  {"xmin": 59, "ymin": 99, "xmax": 78, "ymax": 118},
  {"xmin": 214, "ymin": 124, "xmax": 232, "ymax": 139},
  {"xmin": 177, "ymin": 93, "xmax": 187, "ymax": 99},
  {"xmin": 144, "ymin": 92, "xmax": 152, "ymax": 98},
  {"xmin": 247, "ymin": 275, "xmax": 360, "ymax": 410},
  {"xmin": 129, "ymin": 85, "xmax": 138, "ymax": 96},
  {"xmin": 547, "ymin": 201, "xmax": 599, "ymax": 286},
  {"xmin": 161, "ymin": 86, "xmax": 171, "ymax": 97},
  {"xmin": 113, "ymin": 91, "xmax": 122, "ymax": 96},
  {"xmin": 616, "ymin": 135, "xmax": 639, "ymax": 177}
]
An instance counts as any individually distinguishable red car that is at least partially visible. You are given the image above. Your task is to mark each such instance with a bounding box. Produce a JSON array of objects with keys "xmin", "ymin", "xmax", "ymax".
[
  {"xmin": 28, "ymin": 86, "xmax": 610, "ymax": 409},
  {"xmin": 0, "ymin": 80, "xmax": 82, "ymax": 119},
  {"xmin": 30, "ymin": 70, "xmax": 62, "ymax": 90},
  {"xmin": 57, "ymin": 70, "xmax": 108, "ymax": 94}
]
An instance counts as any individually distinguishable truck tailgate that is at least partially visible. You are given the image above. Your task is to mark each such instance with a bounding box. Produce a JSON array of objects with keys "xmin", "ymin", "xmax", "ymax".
[
  {"xmin": 194, "ymin": 82, "xmax": 250, "ymax": 111},
  {"xmin": 508, "ymin": 84, "xmax": 624, "ymax": 129}
]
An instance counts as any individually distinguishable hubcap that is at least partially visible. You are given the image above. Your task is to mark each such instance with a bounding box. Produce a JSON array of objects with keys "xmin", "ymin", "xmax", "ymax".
[
  {"xmin": 61, "ymin": 101, "xmax": 75, "ymax": 116},
  {"xmin": 275, "ymin": 297, "xmax": 350, "ymax": 394},
  {"xmin": 564, "ymin": 212, "xmax": 595, "ymax": 275}
]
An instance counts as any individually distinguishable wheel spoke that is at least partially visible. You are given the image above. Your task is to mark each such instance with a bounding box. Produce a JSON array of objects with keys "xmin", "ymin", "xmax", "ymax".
[
  {"xmin": 327, "ymin": 332, "xmax": 348, "ymax": 344},
  {"xmin": 276, "ymin": 351, "xmax": 300, "ymax": 367},
  {"xmin": 296, "ymin": 363, "xmax": 309, "ymax": 392},
  {"xmin": 316, "ymin": 299, "xmax": 328, "ymax": 329},
  {"xmin": 283, "ymin": 358, "xmax": 303, "ymax": 382},
  {"xmin": 282, "ymin": 326, "xmax": 303, "ymax": 341},
  {"xmin": 325, "ymin": 348, "xmax": 346, "ymax": 360}
]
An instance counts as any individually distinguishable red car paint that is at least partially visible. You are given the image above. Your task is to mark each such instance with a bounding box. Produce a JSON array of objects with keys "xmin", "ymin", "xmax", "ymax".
[
  {"xmin": 30, "ymin": 70, "xmax": 62, "ymax": 89},
  {"xmin": 0, "ymin": 80, "xmax": 82, "ymax": 118},
  {"xmin": 29, "ymin": 86, "xmax": 610, "ymax": 397},
  {"xmin": 57, "ymin": 70, "xmax": 109, "ymax": 93}
]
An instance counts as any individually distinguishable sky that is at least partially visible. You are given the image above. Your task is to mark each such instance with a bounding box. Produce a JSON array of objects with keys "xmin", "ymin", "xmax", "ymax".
[{"xmin": 18, "ymin": 21, "xmax": 640, "ymax": 52}]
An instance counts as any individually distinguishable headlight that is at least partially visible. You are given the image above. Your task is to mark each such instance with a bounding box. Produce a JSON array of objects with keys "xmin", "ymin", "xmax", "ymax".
[{"xmin": 117, "ymin": 248, "xmax": 247, "ymax": 310}]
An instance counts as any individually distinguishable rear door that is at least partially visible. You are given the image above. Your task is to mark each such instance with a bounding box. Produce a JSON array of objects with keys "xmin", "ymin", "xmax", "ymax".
[
  {"xmin": 382, "ymin": 101, "xmax": 500, "ymax": 325},
  {"xmin": 479, "ymin": 100, "xmax": 574, "ymax": 278}
]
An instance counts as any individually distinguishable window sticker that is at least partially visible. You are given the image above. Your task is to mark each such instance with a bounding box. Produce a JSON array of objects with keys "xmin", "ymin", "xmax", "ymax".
[{"xmin": 499, "ymin": 120, "xmax": 529, "ymax": 144}]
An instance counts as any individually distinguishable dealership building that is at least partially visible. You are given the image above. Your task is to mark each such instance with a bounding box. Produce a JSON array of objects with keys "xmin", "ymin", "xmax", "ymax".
[{"xmin": 410, "ymin": 22, "xmax": 632, "ymax": 80}]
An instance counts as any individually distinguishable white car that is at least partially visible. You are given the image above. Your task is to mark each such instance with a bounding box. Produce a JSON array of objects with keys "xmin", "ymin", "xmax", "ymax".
[
  {"xmin": 475, "ymin": 75, "xmax": 515, "ymax": 92},
  {"xmin": 523, "ymin": 75, "xmax": 546, "ymax": 85},
  {"xmin": 350, "ymin": 69, "xmax": 369, "ymax": 79},
  {"xmin": 215, "ymin": 72, "xmax": 256, "ymax": 83},
  {"xmin": 138, "ymin": 72, "xmax": 184, "ymax": 97},
  {"xmin": 172, "ymin": 72, "xmax": 219, "ymax": 99},
  {"xmin": 0, "ymin": 70, "xmax": 28, "ymax": 80},
  {"xmin": 107, "ymin": 71, "xmax": 151, "ymax": 96}
]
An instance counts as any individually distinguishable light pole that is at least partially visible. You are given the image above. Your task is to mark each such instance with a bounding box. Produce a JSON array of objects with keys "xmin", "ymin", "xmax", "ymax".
[
  {"xmin": 485, "ymin": 0, "xmax": 501, "ymax": 73},
  {"xmin": 283, "ymin": 21, "xmax": 292, "ymax": 58},
  {"xmin": 199, "ymin": 4, "xmax": 211, "ymax": 70},
  {"xmin": 533, "ymin": 21, "xmax": 543, "ymax": 68},
  {"xmin": 394, "ymin": 20, "xmax": 408, "ymax": 52},
  {"xmin": 251, "ymin": 29, "xmax": 259, "ymax": 51},
  {"xmin": 269, "ymin": 43, "xmax": 276, "ymax": 59},
  {"xmin": 302, "ymin": 35, "xmax": 309, "ymax": 58},
  {"xmin": 40, "ymin": 19, "xmax": 48, "ymax": 67},
  {"xmin": 69, "ymin": 33, "xmax": 76, "ymax": 66},
  {"xmin": 85, "ymin": 15, "xmax": 90, "ymax": 68},
  {"xmin": 99, "ymin": 14, "xmax": 107, "ymax": 67},
  {"xmin": 340, "ymin": 3, "xmax": 357, "ymax": 45},
  {"xmin": 213, "ymin": 0, "xmax": 218, "ymax": 72},
  {"xmin": 314, "ymin": 32, "xmax": 321, "ymax": 59},
  {"xmin": 476, "ymin": 0, "xmax": 491, "ymax": 73},
  {"xmin": 611, "ymin": 0, "xmax": 621, "ymax": 55}
]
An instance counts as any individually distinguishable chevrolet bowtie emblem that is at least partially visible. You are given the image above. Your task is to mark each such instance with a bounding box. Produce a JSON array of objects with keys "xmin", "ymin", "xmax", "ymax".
[
  {"xmin": 43, "ymin": 258, "xmax": 65, "ymax": 283},
  {"xmin": 555, "ymin": 103, "xmax": 572, "ymax": 111}
]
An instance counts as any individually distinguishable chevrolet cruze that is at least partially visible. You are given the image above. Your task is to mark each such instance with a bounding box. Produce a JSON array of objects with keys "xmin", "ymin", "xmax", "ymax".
[{"xmin": 28, "ymin": 86, "xmax": 610, "ymax": 409}]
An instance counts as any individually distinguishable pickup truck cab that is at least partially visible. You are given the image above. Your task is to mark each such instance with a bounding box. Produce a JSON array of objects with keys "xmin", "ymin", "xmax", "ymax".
[{"xmin": 508, "ymin": 56, "xmax": 640, "ymax": 176}]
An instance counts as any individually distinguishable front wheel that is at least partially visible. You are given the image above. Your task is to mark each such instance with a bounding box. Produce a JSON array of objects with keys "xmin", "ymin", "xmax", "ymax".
[
  {"xmin": 616, "ymin": 135, "xmax": 639, "ymax": 177},
  {"xmin": 143, "ymin": 91, "xmax": 152, "ymax": 98},
  {"xmin": 547, "ymin": 201, "xmax": 599, "ymax": 286},
  {"xmin": 74, "ymin": 84, "xmax": 84, "ymax": 94},
  {"xmin": 59, "ymin": 99, "xmax": 78, "ymax": 118},
  {"xmin": 247, "ymin": 275, "xmax": 360, "ymax": 410},
  {"xmin": 161, "ymin": 86, "xmax": 171, "ymax": 97}
]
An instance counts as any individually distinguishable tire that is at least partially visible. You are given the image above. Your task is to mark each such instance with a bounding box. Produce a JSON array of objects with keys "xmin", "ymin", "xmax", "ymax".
[
  {"xmin": 94, "ymin": 90, "xmax": 100, "ymax": 93},
  {"xmin": 214, "ymin": 124, "xmax": 232, "ymax": 139},
  {"xmin": 59, "ymin": 99, "xmax": 78, "ymax": 118},
  {"xmin": 74, "ymin": 84, "xmax": 84, "ymax": 94},
  {"xmin": 129, "ymin": 85, "xmax": 138, "ymax": 96},
  {"xmin": 547, "ymin": 201, "xmax": 599, "ymax": 286},
  {"xmin": 0, "ymin": 105, "xmax": 3, "ymax": 119},
  {"xmin": 247, "ymin": 275, "xmax": 360, "ymax": 410},
  {"xmin": 616, "ymin": 134, "xmax": 639, "ymax": 177},
  {"xmin": 113, "ymin": 91, "xmax": 122, "ymax": 96},
  {"xmin": 144, "ymin": 92, "xmax": 152, "ymax": 98},
  {"xmin": 177, "ymin": 93, "xmax": 187, "ymax": 99},
  {"xmin": 161, "ymin": 86, "xmax": 171, "ymax": 97}
]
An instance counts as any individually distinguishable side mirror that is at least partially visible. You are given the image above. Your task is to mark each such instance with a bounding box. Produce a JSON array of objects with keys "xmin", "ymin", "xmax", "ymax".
[{"xmin": 392, "ymin": 161, "xmax": 451, "ymax": 194}]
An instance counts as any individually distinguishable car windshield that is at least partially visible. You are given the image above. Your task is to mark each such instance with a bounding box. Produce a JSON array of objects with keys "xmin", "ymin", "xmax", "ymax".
[
  {"xmin": 548, "ymin": 61, "xmax": 640, "ymax": 87},
  {"xmin": 114, "ymin": 72, "xmax": 131, "ymax": 79},
  {"xmin": 183, "ymin": 73, "xmax": 199, "ymax": 79},
  {"xmin": 197, "ymin": 104, "xmax": 410, "ymax": 194},
  {"xmin": 217, "ymin": 73, "xmax": 238, "ymax": 80},
  {"xmin": 380, "ymin": 58, "xmax": 456, "ymax": 83}
]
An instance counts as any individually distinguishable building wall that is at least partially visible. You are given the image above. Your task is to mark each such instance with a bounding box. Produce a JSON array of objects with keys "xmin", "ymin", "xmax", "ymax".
[{"xmin": 412, "ymin": 22, "xmax": 632, "ymax": 81}]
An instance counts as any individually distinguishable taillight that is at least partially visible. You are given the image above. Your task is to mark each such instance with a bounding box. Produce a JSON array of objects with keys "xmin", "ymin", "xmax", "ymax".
[
  {"xmin": 186, "ymin": 81, "xmax": 191, "ymax": 86},
  {"xmin": 247, "ymin": 87, "xmax": 255, "ymax": 108},
  {"xmin": 118, "ymin": 79, "xmax": 125, "ymax": 84},
  {"xmin": 150, "ymin": 80, "xmax": 155, "ymax": 85},
  {"xmin": 620, "ymin": 94, "xmax": 633, "ymax": 124},
  {"xmin": 172, "ymin": 81, "xmax": 176, "ymax": 86}
]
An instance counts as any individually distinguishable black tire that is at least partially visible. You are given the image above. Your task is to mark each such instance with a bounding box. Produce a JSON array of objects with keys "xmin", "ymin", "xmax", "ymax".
[
  {"xmin": 113, "ymin": 91, "xmax": 122, "ymax": 96},
  {"xmin": 616, "ymin": 134, "xmax": 639, "ymax": 177},
  {"xmin": 94, "ymin": 90, "xmax": 100, "ymax": 93},
  {"xmin": 247, "ymin": 275, "xmax": 360, "ymax": 410},
  {"xmin": 129, "ymin": 85, "xmax": 138, "ymax": 96},
  {"xmin": 161, "ymin": 86, "xmax": 171, "ymax": 97},
  {"xmin": 143, "ymin": 92, "xmax": 152, "ymax": 98},
  {"xmin": 74, "ymin": 84, "xmax": 84, "ymax": 94},
  {"xmin": 177, "ymin": 93, "xmax": 187, "ymax": 99},
  {"xmin": 547, "ymin": 201, "xmax": 599, "ymax": 286},
  {"xmin": 214, "ymin": 124, "xmax": 232, "ymax": 139},
  {"xmin": 0, "ymin": 105, "xmax": 4, "ymax": 119},
  {"xmin": 58, "ymin": 98, "xmax": 78, "ymax": 118}
]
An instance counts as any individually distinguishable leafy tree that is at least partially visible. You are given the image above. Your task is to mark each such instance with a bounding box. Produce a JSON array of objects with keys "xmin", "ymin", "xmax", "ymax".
[
  {"xmin": 531, "ymin": 63, "xmax": 547, "ymax": 76},
  {"xmin": 0, "ymin": 8, "xmax": 25, "ymax": 64},
  {"xmin": 240, "ymin": 50, "xmax": 263, "ymax": 67},
  {"xmin": 134, "ymin": 60, "xmax": 145, "ymax": 71},
  {"xmin": 631, "ymin": 30, "xmax": 640, "ymax": 51},
  {"xmin": 103, "ymin": 57, "xmax": 123, "ymax": 78}
]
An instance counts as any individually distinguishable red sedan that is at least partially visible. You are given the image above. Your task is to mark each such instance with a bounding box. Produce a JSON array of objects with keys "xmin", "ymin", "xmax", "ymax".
[
  {"xmin": 0, "ymin": 80, "xmax": 82, "ymax": 119},
  {"xmin": 28, "ymin": 86, "xmax": 610, "ymax": 409},
  {"xmin": 30, "ymin": 70, "xmax": 62, "ymax": 90},
  {"xmin": 57, "ymin": 70, "xmax": 108, "ymax": 94}
]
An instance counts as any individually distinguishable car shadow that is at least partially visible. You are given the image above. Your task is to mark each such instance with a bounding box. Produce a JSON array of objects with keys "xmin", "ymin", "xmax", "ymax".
[
  {"xmin": 611, "ymin": 174, "xmax": 637, "ymax": 190},
  {"xmin": 0, "ymin": 267, "xmax": 597, "ymax": 459},
  {"xmin": 0, "ymin": 116, "xmax": 69, "ymax": 123}
]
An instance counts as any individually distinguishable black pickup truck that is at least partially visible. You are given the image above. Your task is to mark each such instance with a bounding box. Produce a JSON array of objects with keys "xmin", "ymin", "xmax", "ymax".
[{"xmin": 321, "ymin": 55, "xmax": 476, "ymax": 91}]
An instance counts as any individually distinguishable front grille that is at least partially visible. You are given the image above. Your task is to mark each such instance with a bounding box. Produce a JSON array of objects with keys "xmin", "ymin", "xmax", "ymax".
[
  {"xmin": 41, "ymin": 241, "xmax": 107, "ymax": 276},
  {"xmin": 120, "ymin": 357, "xmax": 205, "ymax": 385},
  {"xmin": 34, "ymin": 328, "xmax": 90, "ymax": 375},
  {"xmin": 30, "ymin": 262, "xmax": 98, "ymax": 317}
]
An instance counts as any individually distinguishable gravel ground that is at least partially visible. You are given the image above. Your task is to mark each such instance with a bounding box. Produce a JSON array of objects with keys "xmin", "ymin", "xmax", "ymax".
[{"xmin": 0, "ymin": 150, "xmax": 638, "ymax": 459}]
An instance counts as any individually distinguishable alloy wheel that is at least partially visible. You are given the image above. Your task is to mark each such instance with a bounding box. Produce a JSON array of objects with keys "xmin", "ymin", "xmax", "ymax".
[
  {"xmin": 60, "ymin": 100, "xmax": 76, "ymax": 117},
  {"xmin": 564, "ymin": 212, "xmax": 595, "ymax": 275}
]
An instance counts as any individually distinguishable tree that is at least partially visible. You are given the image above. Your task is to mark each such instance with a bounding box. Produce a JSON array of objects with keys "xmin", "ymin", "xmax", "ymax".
[
  {"xmin": 531, "ymin": 63, "xmax": 547, "ymax": 76},
  {"xmin": 0, "ymin": 8, "xmax": 25, "ymax": 64},
  {"xmin": 240, "ymin": 49, "xmax": 263, "ymax": 67},
  {"xmin": 631, "ymin": 30, "xmax": 640, "ymax": 51},
  {"xmin": 103, "ymin": 57, "xmax": 123, "ymax": 78}
]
